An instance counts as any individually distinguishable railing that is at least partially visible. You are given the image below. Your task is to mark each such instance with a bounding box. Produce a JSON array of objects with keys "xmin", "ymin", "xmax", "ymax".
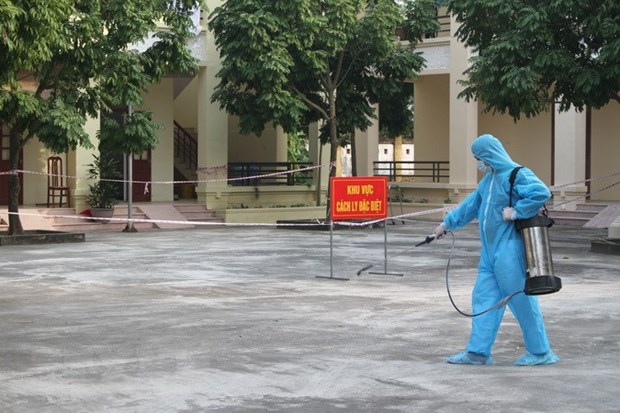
[
  {"xmin": 228, "ymin": 162, "xmax": 313, "ymax": 186},
  {"xmin": 373, "ymin": 161, "xmax": 449, "ymax": 182},
  {"xmin": 425, "ymin": 12, "xmax": 450, "ymax": 39},
  {"xmin": 397, "ymin": 5, "xmax": 451, "ymax": 41},
  {"xmin": 173, "ymin": 121, "xmax": 197, "ymax": 172}
]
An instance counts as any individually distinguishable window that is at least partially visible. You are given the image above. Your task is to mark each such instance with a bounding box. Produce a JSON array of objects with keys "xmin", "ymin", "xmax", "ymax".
[{"xmin": 1, "ymin": 123, "xmax": 9, "ymax": 161}]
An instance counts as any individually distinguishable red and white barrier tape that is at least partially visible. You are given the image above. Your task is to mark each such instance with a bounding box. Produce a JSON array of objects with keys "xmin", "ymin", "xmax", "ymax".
[
  {"xmin": 549, "ymin": 179, "xmax": 620, "ymax": 210},
  {"xmin": 2, "ymin": 169, "xmax": 618, "ymax": 228},
  {"xmin": 6, "ymin": 203, "xmax": 452, "ymax": 229},
  {"xmin": 334, "ymin": 205, "xmax": 457, "ymax": 228},
  {"xmin": 3, "ymin": 167, "xmax": 617, "ymax": 190},
  {"xmin": 0, "ymin": 162, "xmax": 330, "ymax": 186},
  {"xmin": 0, "ymin": 163, "xmax": 330, "ymax": 196},
  {"xmin": 6, "ymin": 211, "xmax": 320, "ymax": 227}
]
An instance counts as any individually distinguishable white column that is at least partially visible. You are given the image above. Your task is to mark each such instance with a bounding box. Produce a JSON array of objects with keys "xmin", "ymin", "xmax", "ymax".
[
  {"xmin": 194, "ymin": 0, "xmax": 229, "ymax": 210},
  {"xmin": 448, "ymin": 16, "xmax": 478, "ymax": 192},
  {"xmin": 68, "ymin": 113, "xmax": 99, "ymax": 212},
  {"xmin": 553, "ymin": 105, "xmax": 587, "ymax": 210},
  {"xmin": 308, "ymin": 122, "xmax": 330, "ymax": 204},
  {"xmin": 354, "ymin": 105, "xmax": 379, "ymax": 177},
  {"xmin": 275, "ymin": 126, "xmax": 288, "ymax": 162},
  {"xmin": 196, "ymin": 66, "xmax": 228, "ymax": 210},
  {"xmin": 144, "ymin": 78, "xmax": 174, "ymax": 202}
]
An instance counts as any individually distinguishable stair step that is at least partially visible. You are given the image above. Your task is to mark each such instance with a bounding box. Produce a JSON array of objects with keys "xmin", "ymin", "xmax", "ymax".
[
  {"xmin": 13, "ymin": 203, "xmax": 223, "ymax": 232},
  {"xmin": 51, "ymin": 221, "xmax": 156, "ymax": 233},
  {"xmin": 584, "ymin": 204, "xmax": 620, "ymax": 228},
  {"xmin": 575, "ymin": 203, "xmax": 608, "ymax": 213},
  {"xmin": 38, "ymin": 205, "xmax": 157, "ymax": 232},
  {"xmin": 547, "ymin": 204, "xmax": 607, "ymax": 227},
  {"xmin": 548, "ymin": 211, "xmax": 597, "ymax": 220},
  {"xmin": 40, "ymin": 208, "xmax": 75, "ymax": 216},
  {"xmin": 50, "ymin": 211, "xmax": 156, "ymax": 232},
  {"xmin": 174, "ymin": 204, "xmax": 223, "ymax": 225},
  {"xmin": 551, "ymin": 217, "xmax": 591, "ymax": 226},
  {"xmin": 174, "ymin": 205, "xmax": 214, "ymax": 213},
  {"xmin": 184, "ymin": 215, "xmax": 221, "ymax": 222}
]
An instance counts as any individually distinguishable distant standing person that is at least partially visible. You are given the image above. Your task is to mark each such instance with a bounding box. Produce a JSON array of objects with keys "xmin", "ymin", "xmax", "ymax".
[{"xmin": 433, "ymin": 134, "xmax": 559, "ymax": 366}]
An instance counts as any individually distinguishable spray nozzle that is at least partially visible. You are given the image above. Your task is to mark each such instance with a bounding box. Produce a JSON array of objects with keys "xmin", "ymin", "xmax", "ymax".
[{"xmin": 415, "ymin": 234, "xmax": 436, "ymax": 247}]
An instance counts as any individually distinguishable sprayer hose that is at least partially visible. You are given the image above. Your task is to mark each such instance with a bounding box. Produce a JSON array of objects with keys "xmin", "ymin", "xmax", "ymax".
[{"xmin": 444, "ymin": 231, "xmax": 523, "ymax": 317}]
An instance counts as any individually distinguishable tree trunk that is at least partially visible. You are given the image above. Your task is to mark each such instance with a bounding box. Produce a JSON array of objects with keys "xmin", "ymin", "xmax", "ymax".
[
  {"xmin": 351, "ymin": 134, "xmax": 357, "ymax": 177},
  {"xmin": 326, "ymin": 89, "xmax": 339, "ymax": 222},
  {"xmin": 8, "ymin": 130, "xmax": 23, "ymax": 235},
  {"xmin": 315, "ymin": 140, "xmax": 323, "ymax": 207}
]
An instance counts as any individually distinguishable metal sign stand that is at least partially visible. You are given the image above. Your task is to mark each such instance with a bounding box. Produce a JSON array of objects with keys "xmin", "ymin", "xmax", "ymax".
[
  {"xmin": 123, "ymin": 105, "xmax": 137, "ymax": 233},
  {"xmin": 316, "ymin": 221, "xmax": 350, "ymax": 281},
  {"xmin": 317, "ymin": 176, "xmax": 388, "ymax": 281},
  {"xmin": 368, "ymin": 221, "xmax": 404, "ymax": 277}
]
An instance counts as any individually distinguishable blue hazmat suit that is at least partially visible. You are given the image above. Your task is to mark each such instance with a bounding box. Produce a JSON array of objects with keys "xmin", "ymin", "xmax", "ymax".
[{"xmin": 442, "ymin": 134, "xmax": 554, "ymax": 360}]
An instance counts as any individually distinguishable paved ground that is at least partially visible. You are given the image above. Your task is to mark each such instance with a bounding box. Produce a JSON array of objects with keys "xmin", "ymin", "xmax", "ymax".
[{"xmin": 1, "ymin": 221, "xmax": 619, "ymax": 412}]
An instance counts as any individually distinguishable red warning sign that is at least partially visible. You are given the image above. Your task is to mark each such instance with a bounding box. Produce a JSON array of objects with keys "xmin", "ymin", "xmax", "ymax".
[{"xmin": 330, "ymin": 176, "xmax": 388, "ymax": 221}]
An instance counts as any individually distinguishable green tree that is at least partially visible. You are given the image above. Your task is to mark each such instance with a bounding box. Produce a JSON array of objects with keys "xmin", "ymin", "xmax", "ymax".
[
  {"xmin": 447, "ymin": 0, "xmax": 620, "ymax": 118},
  {"xmin": 287, "ymin": 131, "xmax": 310, "ymax": 164},
  {"xmin": 209, "ymin": 0, "xmax": 438, "ymax": 186},
  {"xmin": 0, "ymin": 0, "xmax": 203, "ymax": 234},
  {"xmin": 379, "ymin": 82, "xmax": 414, "ymax": 140}
]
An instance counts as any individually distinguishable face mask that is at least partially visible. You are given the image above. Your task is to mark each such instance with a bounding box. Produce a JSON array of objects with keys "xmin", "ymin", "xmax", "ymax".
[{"xmin": 477, "ymin": 160, "xmax": 490, "ymax": 173}]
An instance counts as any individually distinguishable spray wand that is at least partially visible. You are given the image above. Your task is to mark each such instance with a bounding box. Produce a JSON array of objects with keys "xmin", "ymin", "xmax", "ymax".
[
  {"xmin": 356, "ymin": 233, "xmax": 440, "ymax": 276},
  {"xmin": 415, "ymin": 234, "xmax": 438, "ymax": 247}
]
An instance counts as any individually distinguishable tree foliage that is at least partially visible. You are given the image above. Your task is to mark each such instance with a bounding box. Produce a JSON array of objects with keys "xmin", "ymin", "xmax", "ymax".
[
  {"xmin": 379, "ymin": 82, "xmax": 414, "ymax": 139},
  {"xmin": 0, "ymin": 0, "xmax": 203, "ymax": 234},
  {"xmin": 447, "ymin": 0, "xmax": 620, "ymax": 118},
  {"xmin": 209, "ymin": 0, "xmax": 438, "ymax": 178}
]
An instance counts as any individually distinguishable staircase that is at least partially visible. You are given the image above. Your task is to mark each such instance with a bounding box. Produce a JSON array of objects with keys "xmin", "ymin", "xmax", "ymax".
[
  {"xmin": 45, "ymin": 206, "xmax": 156, "ymax": 233},
  {"xmin": 174, "ymin": 204, "xmax": 224, "ymax": 227},
  {"xmin": 547, "ymin": 203, "xmax": 616, "ymax": 227},
  {"xmin": 1, "ymin": 203, "xmax": 223, "ymax": 233},
  {"xmin": 174, "ymin": 121, "xmax": 198, "ymax": 183}
]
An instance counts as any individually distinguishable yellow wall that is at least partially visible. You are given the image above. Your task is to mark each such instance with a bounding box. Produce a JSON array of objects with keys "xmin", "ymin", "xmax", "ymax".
[
  {"xmin": 174, "ymin": 76, "xmax": 198, "ymax": 130},
  {"xmin": 141, "ymin": 78, "xmax": 175, "ymax": 201},
  {"xmin": 25, "ymin": 78, "xmax": 176, "ymax": 206},
  {"xmin": 413, "ymin": 74, "xmax": 450, "ymax": 165},
  {"xmin": 478, "ymin": 108, "xmax": 552, "ymax": 184},
  {"xmin": 22, "ymin": 139, "xmax": 49, "ymax": 205},
  {"xmin": 591, "ymin": 103, "xmax": 620, "ymax": 201},
  {"xmin": 175, "ymin": 78, "xmax": 286, "ymax": 165},
  {"xmin": 227, "ymin": 116, "xmax": 282, "ymax": 162},
  {"xmin": 21, "ymin": 118, "xmax": 98, "ymax": 209}
]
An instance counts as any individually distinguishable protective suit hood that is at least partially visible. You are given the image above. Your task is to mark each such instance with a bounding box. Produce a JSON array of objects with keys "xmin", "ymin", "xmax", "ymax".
[{"xmin": 471, "ymin": 134, "xmax": 519, "ymax": 172}]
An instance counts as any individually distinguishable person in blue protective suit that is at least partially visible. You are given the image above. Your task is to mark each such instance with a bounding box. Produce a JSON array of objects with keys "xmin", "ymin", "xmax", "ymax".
[{"xmin": 433, "ymin": 134, "xmax": 559, "ymax": 366}]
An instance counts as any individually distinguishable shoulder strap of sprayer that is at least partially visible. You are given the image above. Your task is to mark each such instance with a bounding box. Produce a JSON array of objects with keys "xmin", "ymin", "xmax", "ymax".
[
  {"xmin": 509, "ymin": 166, "xmax": 553, "ymax": 222},
  {"xmin": 508, "ymin": 166, "xmax": 524, "ymax": 208}
]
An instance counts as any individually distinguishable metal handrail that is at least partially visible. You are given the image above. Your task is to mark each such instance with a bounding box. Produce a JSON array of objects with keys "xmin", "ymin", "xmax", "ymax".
[
  {"xmin": 373, "ymin": 161, "xmax": 449, "ymax": 182},
  {"xmin": 228, "ymin": 162, "xmax": 313, "ymax": 186},
  {"xmin": 425, "ymin": 13, "xmax": 451, "ymax": 39},
  {"xmin": 173, "ymin": 121, "xmax": 197, "ymax": 172}
]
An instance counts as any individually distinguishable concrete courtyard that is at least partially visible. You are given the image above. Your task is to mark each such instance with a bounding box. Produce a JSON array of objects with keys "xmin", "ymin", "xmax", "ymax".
[{"xmin": 1, "ymin": 221, "xmax": 619, "ymax": 412}]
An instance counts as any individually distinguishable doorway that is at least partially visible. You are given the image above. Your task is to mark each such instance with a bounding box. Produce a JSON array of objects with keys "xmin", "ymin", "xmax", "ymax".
[
  {"xmin": 129, "ymin": 149, "xmax": 152, "ymax": 202},
  {"xmin": 0, "ymin": 123, "xmax": 23, "ymax": 205}
]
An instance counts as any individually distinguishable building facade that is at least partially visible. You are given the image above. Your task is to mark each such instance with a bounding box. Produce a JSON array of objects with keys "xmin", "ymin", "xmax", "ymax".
[{"xmin": 2, "ymin": 1, "xmax": 619, "ymax": 222}]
